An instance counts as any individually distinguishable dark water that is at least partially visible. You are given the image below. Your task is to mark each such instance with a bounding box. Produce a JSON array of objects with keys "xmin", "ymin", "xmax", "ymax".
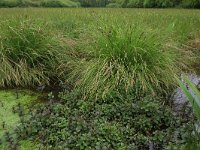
[
  {"xmin": 172, "ymin": 73, "xmax": 200, "ymax": 132},
  {"xmin": 172, "ymin": 74, "xmax": 200, "ymax": 112}
]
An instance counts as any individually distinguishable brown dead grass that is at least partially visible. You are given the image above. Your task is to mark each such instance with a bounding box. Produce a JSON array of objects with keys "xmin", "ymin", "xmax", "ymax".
[
  {"xmin": 188, "ymin": 36, "xmax": 200, "ymax": 49},
  {"xmin": 187, "ymin": 36, "xmax": 200, "ymax": 75},
  {"xmin": 62, "ymin": 38, "xmax": 77, "ymax": 47}
]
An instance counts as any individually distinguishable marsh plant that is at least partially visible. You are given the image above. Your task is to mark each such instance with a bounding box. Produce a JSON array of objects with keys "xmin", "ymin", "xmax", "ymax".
[
  {"xmin": 15, "ymin": 89, "xmax": 196, "ymax": 150},
  {"xmin": 70, "ymin": 25, "xmax": 193, "ymax": 99},
  {"xmin": 0, "ymin": 8, "xmax": 199, "ymax": 149},
  {"xmin": 178, "ymin": 76, "xmax": 200, "ymax": 120},
  {"xmin": 0, "ymin": 20, "xmax": 64, "ymax": 87}
]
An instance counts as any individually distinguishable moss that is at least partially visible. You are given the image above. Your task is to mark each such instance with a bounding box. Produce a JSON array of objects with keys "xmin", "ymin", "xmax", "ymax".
[
  {"xmin": 0, "ymin": 90, "xmax": 40, "ymax": 149},
  {"xmin": 19, "ymin": 140, "xmax": 38, "ymax": 150}
]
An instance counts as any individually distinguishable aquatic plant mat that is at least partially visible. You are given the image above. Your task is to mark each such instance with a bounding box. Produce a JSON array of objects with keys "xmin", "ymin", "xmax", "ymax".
[{"xmin": 0, "ymin": 90, "xmax": 40, "ymax": 149}]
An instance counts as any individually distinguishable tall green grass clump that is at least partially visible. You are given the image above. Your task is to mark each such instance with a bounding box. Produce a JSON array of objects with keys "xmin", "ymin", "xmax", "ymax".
[
  {"xmin": 71, "ymin": 25, "xmax": 192, "ymax": 99},
  {"xmin": 0, "ymin": 20, "xmax": 63, "ymax": 87}
]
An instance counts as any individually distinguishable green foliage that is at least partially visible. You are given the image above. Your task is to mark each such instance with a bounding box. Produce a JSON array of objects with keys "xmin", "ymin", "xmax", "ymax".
[
  {"xmin": 70, "ymin": 25, "xmax": 190, "ymax": 99},
  {"xmin": 175, "ymin": 76, "xmax": 200, "ymax": 149},
  {"xmin": 41, "ymin": 0, "xmax": 80, "ymax": 7},
  {"xmin": 106, "ymin": 2, "xmax": 121, "ymax": 7},
  {"xmin": 127, "ymin": 0, "xmax": 144, "ymax": 8},
  {"xmin": 143, "ymin": 0, "xmax": 156, "ymax": 8},
  {"xmin": 181, "ymin": 0, "xmax": 200, "ymax": 8},
  {"xmin": 0, "ymin": 0, "xmax": 200, "ymax": 8},
  {"xmin": 70, "ymin": 0, "xmax": 110, "ymax": 7},
  {"xmin": 0, "ymin": 90, "xmax": 39, "ymax": 149},
  {"xmin": 0, "ymin": 0, "xmax": 80, "ymax": 7},
  {"xmin": 0, "ymin": 20, "xmax": 63, "ymax": 87},
  {"xmin": 109, "ymin": 0, "xmax": 180, "ymax": 8},
  {"xmin": 177, "ymin": 76, "xmax": 200, "ymax": 120},
  {"xmin": 0, "ymin": 8, "xmax": 199, "ymax": 150},
  {"xmin": 167, "ymin": 131, "xmax": 200, "ymax": 149},
  {"xmin": 0, "ymin": 0, "xmax": 19, "ymax": 7},
  {"xmin": 108, "ymin": 0, "xmax": 200, "ymax": 8},
  {"xmin": 15, "ymin": 89, "xmax": 193, "ymax": 149},
  {"xmin": 159, "ymin": 0, "xmax": 174, "ymax": 8},
  {"xmin": 143, "ymin": 0, "xmax": 175, "ymax": 8}
]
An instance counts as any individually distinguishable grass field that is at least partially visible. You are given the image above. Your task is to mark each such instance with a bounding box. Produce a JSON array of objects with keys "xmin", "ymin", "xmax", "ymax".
[
  {"xmin": 0, "ymin": 8, "xmax": 200, "ymax": 149},
  {"xmin": 0, "ymin": 8, "xmax": 200, "ymax": 95}
]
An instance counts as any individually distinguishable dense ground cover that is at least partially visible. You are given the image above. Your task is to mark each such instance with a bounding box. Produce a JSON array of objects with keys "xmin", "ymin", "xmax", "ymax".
[
  {"xmin": 0, "ymin": 0, "xmax": 200, "ymax": 8},
  {"xmin": 0, "ymin": 0, "xmax": 80, "ymax": 8},
  {"xmin": 0, "ymin": 8, "xmax": 200, "ymax": 149}
]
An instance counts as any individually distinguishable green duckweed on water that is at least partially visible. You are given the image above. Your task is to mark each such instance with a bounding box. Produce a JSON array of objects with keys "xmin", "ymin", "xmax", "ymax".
[{"xmin": 0, "ymin": 90, "xmax": 40, "ymax": 149}]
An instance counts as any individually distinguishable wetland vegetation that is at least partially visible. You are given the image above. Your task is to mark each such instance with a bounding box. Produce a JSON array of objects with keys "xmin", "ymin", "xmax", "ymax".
[{"xmin": 0, "ymin": 7, "xmax": 200, "ymax": 149}]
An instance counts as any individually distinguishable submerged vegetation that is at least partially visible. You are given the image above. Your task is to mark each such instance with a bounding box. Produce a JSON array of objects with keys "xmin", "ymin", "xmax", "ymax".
[
  {"xmin": 0, "ymin": 8, "xmax": 200, "ymax": 149},
  {"xmin": 0, "ymin": 90, "xmax": 39, "ymax": 149}
]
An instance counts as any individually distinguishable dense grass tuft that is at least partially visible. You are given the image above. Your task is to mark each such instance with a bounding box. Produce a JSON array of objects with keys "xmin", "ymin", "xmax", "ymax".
[
  {"xmin": 70, "ymin": 25, "xmax": 193, "ymax": 99},
  {"xmin": 0, "ymin": 20, "xmax": 63, "ymax": 87}
]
